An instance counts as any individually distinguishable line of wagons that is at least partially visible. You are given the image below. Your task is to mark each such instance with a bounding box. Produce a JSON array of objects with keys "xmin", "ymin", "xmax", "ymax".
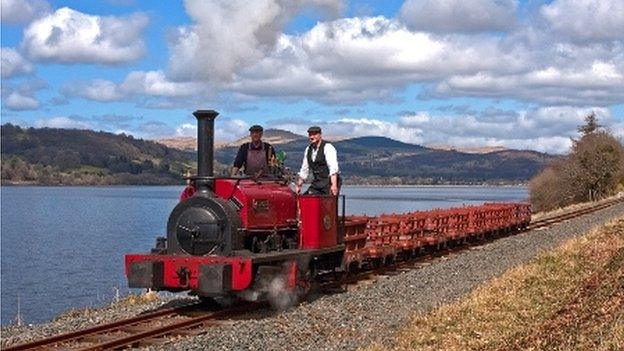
[{"xmin": 342, "ymin": 203, "xmax": 531, "ymax": 270}]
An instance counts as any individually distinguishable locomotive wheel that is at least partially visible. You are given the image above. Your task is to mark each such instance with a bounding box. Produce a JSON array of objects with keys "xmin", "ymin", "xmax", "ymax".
[
  {"xmin": 253, "ymin": 262, "xmax": 313, "ymax": 310},
  {"xmin": 267, "ymin": 282, "xmax": 298, "ymax": 310},
  {"xmin": 198, "ymin": 296, "xmax": 221, "ymax": 309},
  {"xmin": 199, "ymin": 295, "xmax": 238, "ymax": 308}
]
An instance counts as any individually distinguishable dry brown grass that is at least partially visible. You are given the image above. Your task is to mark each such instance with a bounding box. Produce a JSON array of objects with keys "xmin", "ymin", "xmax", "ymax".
[
  {"xmin": 370, "ymin": 217, "xmax": 624, "ymax": 351},
  {"xmin": 116, "ymin": 290, "xmax": 160, "ymax": 306}
]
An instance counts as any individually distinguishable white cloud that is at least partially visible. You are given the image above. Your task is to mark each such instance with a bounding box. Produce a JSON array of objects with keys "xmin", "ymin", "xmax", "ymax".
[
  {"xmin": 59, "ymin": 4, "xmax": 623, "ymax": 110},
  {"xmin": 63, "ymin": 70, "xmax": 207, "ymax": 102},
  {"xmin": 114, "ymin": 129, "xmax": 134, "ymax": 136},
  {"xmin": 4, "ymin": 91, "xmax": 40, "ymax": 110},
  {"xmin": 35, "ymin": 116, "xmax": 91, "ymax": 129},
  {"xmin": 22, "ymin": 7, "xmax": 148, "ymax": 64},
  {"xmin": 215, "ymin": 119, "xmax": 250, "ymax": 141},
  {"xmin": 269, "ymin": 106, "xmax": 615, "ymax": 154},
  {"xmin": 272, "ymin": 117, "xmax": 422, "ymax": 144},
  {"xmin": 174, "ymin": 118, "xmax": 248, "ymax": 141},
  {"xmin": 175, "ymin": 123, "xmax": 197, "ymax": 137},
  {"xmin": 1, "ymin": 0, "xmax": 51, "ymax": 25},
  {"xmin": 168, "ymin": 0, "xmax": 344, "ymax": 82},
  {"xmin": 63, "ymin": 79, "xmax": 125, "ymax": 102},
  {"xmin": 434, "ymin": 60, "xmax": 624, "ymax": 105},
  {"xmin": 226, "ymin": 14, "xmax": 621, "ymax": 105},
  {"xmin": 541, "ymin": 0, "xmax": 624, "ymax": 42},
  {"xmin": 500, "ymin": 137, "xmax": 573, "ymax": 154},
  {"xmin": 1, "ymin": 48, "xmax": 34, "ymax": 78},
  {"xmin": 1, "ymin": 79, "xmax": 47, "ymax": 111},
  {"xmin": 610, "ymin": 121, "xmax": 624, "ymax": 141},
  {"xmin": 226, "ymin": 17, "xmax": 527, "ymax": 103},
  {"xmin": 120, "ymin": 71, "xmax": 205, "ymax": 97},
  {"xmin": 399, "ymin": 0, "xmax": 517, "ymax": 33},
  {"xmin": 399, "ymin": 112, "xmax": 430, "ymax": 126}
]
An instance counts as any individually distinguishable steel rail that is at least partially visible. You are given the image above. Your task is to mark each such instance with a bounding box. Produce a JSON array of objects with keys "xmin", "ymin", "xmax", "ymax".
[
  {"xmin": 528, "ymin": 198, "xmax": 622, "ymax": 230},
  {"xmin": 4, "ymin": 302, "xmax": 263, "ymax": 351},
  {"xmin": 80, "ymin": 302, "xmax": 262, "ymax": 351},
  {"xmin": 3, "ymin": 303, "xmax": 201, "ymax": 351}
]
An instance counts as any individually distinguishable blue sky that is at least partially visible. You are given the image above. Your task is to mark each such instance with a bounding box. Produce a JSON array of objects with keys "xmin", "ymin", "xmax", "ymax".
[{"xmin": 1, "ymin": 0, "xmax": 623, "ymax": 154}]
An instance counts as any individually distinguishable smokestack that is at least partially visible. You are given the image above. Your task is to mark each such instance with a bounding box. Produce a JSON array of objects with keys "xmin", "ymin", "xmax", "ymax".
[{"xmin": 193, "ymin": 109, "xmax": 219, "ymax": 195}]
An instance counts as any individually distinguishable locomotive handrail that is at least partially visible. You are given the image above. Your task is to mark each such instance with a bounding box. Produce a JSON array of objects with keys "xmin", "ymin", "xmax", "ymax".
[{"xmin": 338, "ymin": 195, "xmax": 346, "ymax": 245}]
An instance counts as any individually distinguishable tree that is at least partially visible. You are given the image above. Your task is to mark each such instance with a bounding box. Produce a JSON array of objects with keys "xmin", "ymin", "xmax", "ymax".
[
  {"xmin": 530, "ymin": 113, "xmax": 624, "ymax": 211},
  {"xmin": 570, "ymin": 131, "xmax": 624, "ymax": 201},
  {"xmin": 577, "ymin": 112, "xmax": 601, "ymax": 136},
  {"xmin": 529, "ymin": 164, "xmax": 563, "ymax": 211}
]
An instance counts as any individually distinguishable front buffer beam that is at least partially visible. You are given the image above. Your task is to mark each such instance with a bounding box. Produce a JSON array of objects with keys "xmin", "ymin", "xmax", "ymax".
[{"xmin": 125, "ymin": 254, "xmax": 252, "ymax": 296}]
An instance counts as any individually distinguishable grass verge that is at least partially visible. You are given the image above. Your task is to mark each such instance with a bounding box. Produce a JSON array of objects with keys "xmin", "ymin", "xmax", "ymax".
[{"xmin": 374, "ymin": 217, "xmax": 624, "ymax": 351}]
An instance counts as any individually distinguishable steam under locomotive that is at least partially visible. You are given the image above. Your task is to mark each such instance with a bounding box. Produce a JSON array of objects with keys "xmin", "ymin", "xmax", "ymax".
[{"xmin": 124, "ymin": 109, "xmax": 531, "ymax": 307}]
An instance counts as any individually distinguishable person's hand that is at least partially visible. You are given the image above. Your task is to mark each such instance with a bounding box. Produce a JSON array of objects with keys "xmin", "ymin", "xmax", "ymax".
[{"xmin": 331, "ymin": 183, "xmax": 339, "ymax": 196}]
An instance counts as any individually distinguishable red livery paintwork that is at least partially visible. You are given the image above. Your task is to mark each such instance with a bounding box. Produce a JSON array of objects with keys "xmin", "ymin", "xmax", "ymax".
[
  {"xmin": 125, "ymin": 254, "xmax": 253, "ymax": 291},
  {"xmin": 286, "ymin": 261, "xmax": 298, "ymax": 289},
  {"xmin": 179, "ymin": 185, "xmax": 196, "ymax": 202},
  {"xmin": 298, "ymin": 195, "xmax": 338, "ymax": 249},
  {"xmin": 213, "ymin": 179, "xmax": 297, "ymax": 230}
]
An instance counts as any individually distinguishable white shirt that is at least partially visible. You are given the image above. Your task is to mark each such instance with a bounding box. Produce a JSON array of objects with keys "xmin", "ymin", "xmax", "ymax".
[{"xmin": 298, "ymin": 142, "xmax": 339, "ymax": 180}]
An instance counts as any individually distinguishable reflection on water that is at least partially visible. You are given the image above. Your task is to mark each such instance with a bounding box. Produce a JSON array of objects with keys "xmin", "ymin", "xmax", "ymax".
[{"xmin": 0, "ymin": 185, "xmax": 527, "ymax": 325}]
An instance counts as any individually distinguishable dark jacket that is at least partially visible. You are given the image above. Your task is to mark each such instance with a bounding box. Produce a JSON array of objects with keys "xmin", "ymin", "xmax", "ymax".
[
  {"xmin": 305, "ymin": 140, "xmax": 341, "ymax": 195},
  {"xmin": 233, "ymin": 141, "xmax": 275, "ymax": 170},
  {"xmin": 307, "ymin": 140, "xmax": 330, "ymax": 189}
]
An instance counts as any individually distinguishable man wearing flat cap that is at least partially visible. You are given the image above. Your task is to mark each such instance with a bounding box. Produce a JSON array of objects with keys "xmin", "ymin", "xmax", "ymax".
[
  {"xmin": 231, "ymin": 125, "xmax": 276, "ymax": 177},
  {"xmin": 295, "ymin": 126, "xmax": 341, "ymax": 195}
]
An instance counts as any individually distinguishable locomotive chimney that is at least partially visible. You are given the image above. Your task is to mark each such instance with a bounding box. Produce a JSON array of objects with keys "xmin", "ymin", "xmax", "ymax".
[{"xmin": 193, "ymin": 109, "xmax": 218, "ymax": 195}]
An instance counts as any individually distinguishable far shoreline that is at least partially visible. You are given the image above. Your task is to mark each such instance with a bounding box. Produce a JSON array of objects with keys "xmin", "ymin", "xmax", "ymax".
[{"xmin": 1, "ymin": 182, "xmax": 528, "ymax": 188}]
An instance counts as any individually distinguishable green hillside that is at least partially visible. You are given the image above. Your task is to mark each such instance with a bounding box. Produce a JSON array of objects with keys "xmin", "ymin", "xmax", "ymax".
[{"xmin": 1, "ymin": 124, "xmax": 198, "ymax": 185}]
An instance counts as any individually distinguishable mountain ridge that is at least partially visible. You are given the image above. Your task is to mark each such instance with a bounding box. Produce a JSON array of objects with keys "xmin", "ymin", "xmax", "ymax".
[
  {"xmin": 1, "ymin": 124, "xmax": 557, "ymax": 185},
  {"xmin": 215, "ymin": 135, "xmax": 557, "ymax": 184},
  {"xmin": 157, "ymin": 129, "xmax": 540, "ymax": 156}
]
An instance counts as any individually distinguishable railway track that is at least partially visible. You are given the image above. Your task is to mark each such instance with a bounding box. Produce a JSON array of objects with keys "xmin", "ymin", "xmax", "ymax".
[
  {"xmin": 4, "ymin": 302, "xmax": 263, "ymax": 351},
  {"xmin": 6, "ymin": 197, "xmax": 621, "ymax": 351},
  {"xmin": 528, "ymin": 197, "xmax": 622, "ymax": 230}
]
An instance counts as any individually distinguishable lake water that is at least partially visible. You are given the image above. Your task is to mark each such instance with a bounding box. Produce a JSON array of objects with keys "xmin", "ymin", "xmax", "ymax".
[{"xmin": 0, "ymin": 185, "xmax": 527, "ymax": 325}]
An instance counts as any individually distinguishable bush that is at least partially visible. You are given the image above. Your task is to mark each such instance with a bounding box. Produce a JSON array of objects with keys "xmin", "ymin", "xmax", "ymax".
[{"xmin": 530, "ymin": 114, "xmax": 624, "ymax": 212}]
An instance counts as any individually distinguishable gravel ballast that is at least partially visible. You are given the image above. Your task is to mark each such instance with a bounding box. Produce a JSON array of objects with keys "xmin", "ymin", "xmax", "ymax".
[{"xmin": 2, "ymin": 202, "xmax": 622, "ymax": 350}]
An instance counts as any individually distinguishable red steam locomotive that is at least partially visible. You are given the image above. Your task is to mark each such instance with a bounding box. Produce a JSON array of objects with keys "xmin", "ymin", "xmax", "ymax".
[{"xmin": 124, "ymin": 110, "xmax": 531, "ymax": 307}]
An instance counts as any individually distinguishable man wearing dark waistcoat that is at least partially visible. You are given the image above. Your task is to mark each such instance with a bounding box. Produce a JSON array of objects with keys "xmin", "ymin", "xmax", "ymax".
[
  {"xmin": 231, "ymin": 125, "xmax": 276, "ymax": 177},
  {"xmin": 295, "ymin": 126, "xmax": 340, "ymax": 195}
]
